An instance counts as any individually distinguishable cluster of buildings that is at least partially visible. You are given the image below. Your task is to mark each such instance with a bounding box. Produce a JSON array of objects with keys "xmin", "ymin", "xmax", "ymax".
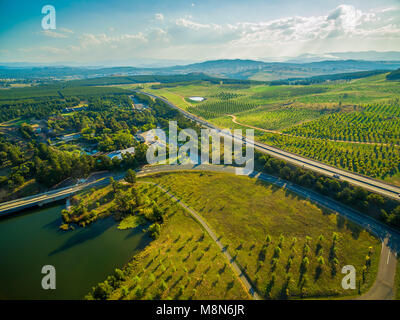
[
  {"xmin": 100, "ymin": 129, "xmax": 167, "ymax": 160},
  {"xmin": 62, "ymin": 106, "xmax": 87, "ymax": 113},
  {"xmin": 49, "ymin": 127, "xmax": 166, "ymax": 160},
  {"xmin": 135, "ymin": 129, "xmax": 167, "ymax": 148},
  {"xmin": 105, "ymin": 146, "xmax": 136, "ymax": 160}
]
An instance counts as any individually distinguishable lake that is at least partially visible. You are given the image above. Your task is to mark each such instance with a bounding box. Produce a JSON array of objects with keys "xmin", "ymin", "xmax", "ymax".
[{"xmin": 0, "ymin": 203, "xmax": 151, "ymax": 299}]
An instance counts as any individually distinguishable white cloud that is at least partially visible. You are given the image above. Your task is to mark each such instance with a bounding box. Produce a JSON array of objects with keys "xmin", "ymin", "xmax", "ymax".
[
  {"xmin": 41, "ymin": 30, "xmax": 69, "ymax": 38},
  {"xmin": 15, "ymin": 4, "xmax": 400, "ymax": 62},
  {"xmin": 58, "ymin": 28, "xmax": 74, "ymax": 34},
  {"xmin": 79, "ymin": 32, "xmax": 147, "ymax": 48},
  {"xmin": 164, "ymin": 4, "xmax": 400, "ymax": 58},
  {"xmin": 40, "ymin": 28, "xmax": 74, "ymax": 39},
  {"xmin": 155, "ymin": 13, "xmax": 164, "ymax": 21}
]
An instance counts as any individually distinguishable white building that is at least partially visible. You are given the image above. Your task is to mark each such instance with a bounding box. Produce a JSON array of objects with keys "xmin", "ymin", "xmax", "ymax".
[
  {"xmin": 135, "ymin": 129, "xmax": 167, "ymax": 146},
  {"xmin": 106, "ymin": 146, "xmax": 135, "ymax": 160}
]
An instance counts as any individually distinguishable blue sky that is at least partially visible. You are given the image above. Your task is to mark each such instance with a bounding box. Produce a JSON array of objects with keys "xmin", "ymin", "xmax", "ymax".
[{"xmin": 0, "ymin": 0, "xmax": 399, "ymax": 65}]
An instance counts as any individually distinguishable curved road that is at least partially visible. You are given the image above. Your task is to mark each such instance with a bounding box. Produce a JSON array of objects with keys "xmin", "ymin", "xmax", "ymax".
[
  {"xmin": 358, "ymin": 238, "xmax": 397, "ymax": 300},
  {"xmin": 138, "ymin": 91, "xmax": 400, "ymax": 201}
]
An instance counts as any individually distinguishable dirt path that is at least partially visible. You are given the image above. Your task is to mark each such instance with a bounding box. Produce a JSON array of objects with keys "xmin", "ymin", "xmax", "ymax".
[
  {"xmin": 229, "ymin": 114, "xmax": 280, "ymax": 134},
  {"xmin": 138, "ymin": 180, "xmax": 262, "ymax": 300}
]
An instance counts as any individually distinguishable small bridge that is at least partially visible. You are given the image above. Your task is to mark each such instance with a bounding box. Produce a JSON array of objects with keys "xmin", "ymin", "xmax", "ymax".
[{"xmin": 0, "ymin": 178, "xmax": 110, "ymax": 217}]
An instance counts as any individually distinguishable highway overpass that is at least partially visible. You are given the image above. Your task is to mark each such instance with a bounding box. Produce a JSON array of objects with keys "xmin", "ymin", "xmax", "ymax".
[{"xmin": 0, "ymin": 178, "xmax": 109, "ymax": 217}]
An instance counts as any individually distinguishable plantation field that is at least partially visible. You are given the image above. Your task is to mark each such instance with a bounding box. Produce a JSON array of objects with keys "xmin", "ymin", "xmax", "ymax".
[
  {"xmin": 144, "ymin": 171, "xmax": 381, "ymax": 299},
  {"xmin": 0, "ymin": 85, "xmax": 128, "ymax": 101},
  {"xmin": 259, "ymin": 132, "xmax": 400, "ymax": 180},
  {"xmin": 142, "ymin": 73, "xmax": 400, "ymax": 116},
  {"xmin": 187, "ymin": 100, "xmax": 259, "ymax": 119},
  {"xmin": 86, "ymin": 183, "xmax": 248, "ymax": 300},
  {"xmin": 140, "ymin": 73, "xmax": 400, "ymax": 183},
  {"xmin": 284, "ymin": 100, "xmax": 400, "ymax": 145},
  {"xmin": 230, "ymin": 106, "xmax": 327, "ymax": 130}
]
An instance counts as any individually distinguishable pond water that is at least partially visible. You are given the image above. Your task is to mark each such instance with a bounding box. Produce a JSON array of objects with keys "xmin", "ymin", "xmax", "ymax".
[
  {"xmin": 188, "ymin": 96, "xmax": 205, "ymax": 102},
  {"xmin": 0, "ymin": 203, "xmax": 151, "ymax": 299}
]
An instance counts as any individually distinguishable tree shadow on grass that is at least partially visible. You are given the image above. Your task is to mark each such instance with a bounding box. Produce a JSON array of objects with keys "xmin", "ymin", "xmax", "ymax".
[
  {"xmin": 335, "ymin": 214, "xmax": 345, "ymax": 229},
  {"xmin": 226, "ymin": 280, "xmax": 235, "ymax": 291},
  {"xmin": 344, "ymin": 219, "xmax": 361, "ymax": 240},
  {"xmin": 170, "ymin": 275, "xmax": 184, "ymax": 290},
  {"xmin": 124, "ymin": 222, "xmax": 151, "ymax": 240}
]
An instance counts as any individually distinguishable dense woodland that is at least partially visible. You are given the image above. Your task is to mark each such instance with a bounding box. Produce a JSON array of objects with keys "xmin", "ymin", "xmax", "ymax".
[
  {"xmin": 270, "ymin": 70, "xmax": 390, "ymax": 85},
  {"xmin": 387, "ymin": 68, "xmax": 400, "ymax": 81},
  {"xmin": 0, "ymin": 88, "xmax": 201, "ymax": 200}
]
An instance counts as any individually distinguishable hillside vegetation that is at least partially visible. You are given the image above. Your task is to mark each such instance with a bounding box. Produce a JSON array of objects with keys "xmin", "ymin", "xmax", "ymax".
[{"xmin": 144, "ymin": 171, "xmax": 381, "ymax": 299}]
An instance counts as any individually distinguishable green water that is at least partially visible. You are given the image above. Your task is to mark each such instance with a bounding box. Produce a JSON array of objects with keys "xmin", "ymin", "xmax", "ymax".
[{"xmin": 0, "ymin": 203, "xmax": 151, "ymax": 299}]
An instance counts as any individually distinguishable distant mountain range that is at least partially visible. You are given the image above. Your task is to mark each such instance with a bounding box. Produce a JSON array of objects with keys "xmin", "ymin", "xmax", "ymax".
[
  {"xmin": 282, "ymin": 51, "xmax": 400, "ymax": 63},
  {"xmin": 1, "ymin": 58, "xmax": 400, "ymax": 81}
]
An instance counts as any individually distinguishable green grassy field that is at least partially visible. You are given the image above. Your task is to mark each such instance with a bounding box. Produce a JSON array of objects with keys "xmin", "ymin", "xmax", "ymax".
[
  {"xmin": 85, "ymin": 183, "xmax": 249, "ymax": 300},
  {"xmin": 142, "ymin": 171, "xmax": 381, "ymax": 299}
]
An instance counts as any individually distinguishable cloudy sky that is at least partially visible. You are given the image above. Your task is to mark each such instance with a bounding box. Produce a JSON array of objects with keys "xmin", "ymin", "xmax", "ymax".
[{"xmin": 0, "ymin": 0, "xmax": 399, "ymax": 65}]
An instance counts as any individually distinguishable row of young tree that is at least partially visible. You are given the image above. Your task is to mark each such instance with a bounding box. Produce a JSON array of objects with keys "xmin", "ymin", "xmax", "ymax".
[
  {"xmin": 285, "ymin": 100, "xmax": 400, "ymax": 145},
  {"xmin": 188, "ymin": 100, "xmax": 257, "ymax": 119},
  {"xmin": 261, "ymin": 132, "xmax": 400, "ymax": 179}
]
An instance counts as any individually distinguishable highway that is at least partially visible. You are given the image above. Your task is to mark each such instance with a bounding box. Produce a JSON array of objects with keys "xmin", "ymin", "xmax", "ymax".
[{"xmin": 137, "ymin": 91, "xmax": 400, "ymax": 201}]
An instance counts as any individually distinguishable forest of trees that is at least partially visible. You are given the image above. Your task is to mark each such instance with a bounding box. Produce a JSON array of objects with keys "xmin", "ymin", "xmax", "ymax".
[
  {"xmin": 0, "ymin": 89, "xmax": 202, "ymax": 200},
  {"xmin": 387, "ymin": 68, "xmax": 400, "ymax": 81},
  {"xmin": 270, "ymin": 70, "xmax": 389, "ymax": 86}
]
